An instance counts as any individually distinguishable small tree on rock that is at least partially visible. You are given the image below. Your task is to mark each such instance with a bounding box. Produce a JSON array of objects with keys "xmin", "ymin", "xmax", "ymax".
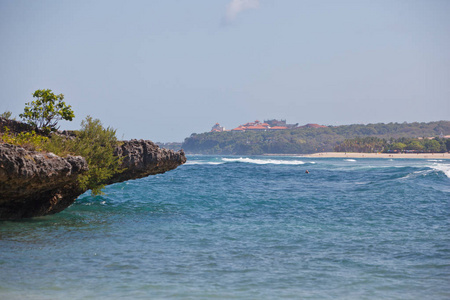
[{"xmin": 20, "ymin": 89, "xmax": 75, "ymax": 133}]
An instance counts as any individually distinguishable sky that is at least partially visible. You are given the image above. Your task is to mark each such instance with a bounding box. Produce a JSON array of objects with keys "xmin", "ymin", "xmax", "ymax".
[{"xmin": 1, "ymin": 0, "xmax": 449, "ymax": 142}]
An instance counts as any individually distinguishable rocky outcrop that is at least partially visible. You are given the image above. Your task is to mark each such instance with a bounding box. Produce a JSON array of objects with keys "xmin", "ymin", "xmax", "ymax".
[
  {"xmin": 111, "ymin": 139, "xmax": 186, "ymax": 183},
  {"xmin": 0, "ymin": 143, "xmax": 88, "ymax": 219},
  {"xmin": 0, "ymin": 140, "xmax": 186, "ymax": 220}
]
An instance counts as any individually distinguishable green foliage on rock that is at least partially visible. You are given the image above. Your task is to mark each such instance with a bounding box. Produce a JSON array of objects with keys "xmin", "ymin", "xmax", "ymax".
[
  {"xmin": 1, "ymin": 115, "xmax": 123, "ymax": 195},
  {"xmin": 72, "ymin": 116, "xmax": 123, "ymax": 195},
  {"xmin": 3, "ymin": 90, "xmax": 122, "ymax": 195},
  {"xmin": 19, "ymin": 89, "xmax": 75, "ymax": 133},
  {"xmin": 1, "ymin": 126, "xmax": 48, "ymax": 151}
]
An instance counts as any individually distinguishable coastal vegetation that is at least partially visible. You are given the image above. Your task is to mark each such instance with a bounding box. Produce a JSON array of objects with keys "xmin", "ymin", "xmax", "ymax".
[
  {"xmin": 182, "ymin": 121, "xmax": 450, "ymax": 155},
  {"xmin": 1, "ymin": 116, "xmax": 122, "ymax": 195},
  {"xmin": 19, "ymin": 89, "xmax": 75, "ymax": 133},
  {"xmin": 71, "ymin": 117, "xmax": 122, "ymax": 195},
  {"xmin": 334, "ymin": 136, "xmax": 449, "ymax": 153},
  {"xmin": 1, "ymin": 126, "xmax": 48, "ymax": 152},
  {"xmin": 0, "ymin": 90, "xmax": 121, "ymax": 195}
]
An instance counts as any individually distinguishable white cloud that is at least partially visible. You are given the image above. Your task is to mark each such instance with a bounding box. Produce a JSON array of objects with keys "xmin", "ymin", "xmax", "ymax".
[{"xmin": 225, "ymin": 0, "xmax": 259, "ymax": 23}]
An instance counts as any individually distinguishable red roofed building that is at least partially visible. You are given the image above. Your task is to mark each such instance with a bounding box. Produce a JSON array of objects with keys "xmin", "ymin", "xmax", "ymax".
[
  {"xmin": 220, "ymin": 119, "xmax": 330, "ymax": 132},
  {"xmin": 246, "ymin": 125, "xmax": 268, "ymax": 131},
  {"xmin": 229, "ymin": 119, "xmax": 298, "ymax": 132}
]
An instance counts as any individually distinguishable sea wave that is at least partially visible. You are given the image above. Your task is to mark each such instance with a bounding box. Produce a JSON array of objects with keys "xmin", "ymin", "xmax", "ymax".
[
  {"xmin": 184, "ymin": 161, "xmax": 224, "ymax": 165},
  {"xmin": 344, "ymin": 159, "xmax": 357, "ymax": 162},
  {"xmin": 222, "ymin": 157, "xmax": 306, "ymax": 165},
  {"xmin": 429, "ymin": 163, "xmax": 450, "ymax": 178},
  {"xmin": 399, "ymin": 170, "xmax": 431, "ymax": 180},
  {"xmin": 397, "ymin": 163, "xmax": 450, "ymax": 180}
]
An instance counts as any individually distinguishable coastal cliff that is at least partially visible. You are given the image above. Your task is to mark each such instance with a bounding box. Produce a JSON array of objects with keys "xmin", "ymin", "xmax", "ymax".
[{"xmin": 0, "ymin": 140, "xmax": 186, "ymax": 220}]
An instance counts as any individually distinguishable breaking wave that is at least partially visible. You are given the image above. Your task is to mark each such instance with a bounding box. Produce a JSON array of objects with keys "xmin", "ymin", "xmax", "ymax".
[
  {"xmin": 222, "ymin": 157, "xmax": 306, "ymax": 165},
  {"xmin": 397, "ymin": 163, "xmax": 450, "ymax": 180},
  {"xmin": 184, "ymin": 161, "xmax": 224, "ymax": 165},
  {"xmin": 429, "ymin": 163, "xmax": 450, "ymax": 178}
]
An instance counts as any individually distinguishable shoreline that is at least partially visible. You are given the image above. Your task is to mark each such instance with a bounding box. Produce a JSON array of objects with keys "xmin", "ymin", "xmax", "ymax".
[{"xmin": 301, "ymin": 152, "xmax": 450, "ymax": 159}]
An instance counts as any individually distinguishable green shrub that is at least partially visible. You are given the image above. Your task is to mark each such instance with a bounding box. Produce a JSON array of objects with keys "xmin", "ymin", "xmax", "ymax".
[
  {"xmin": 43, "ymin": 116, "xmax": 123, "ymax": 195},
  {"xmin": 1, "ymin": 126, "xmax": 48, "ymax": 151},
  {"xmin": 43, "ymin": 134, "xmax": 76, "ymax": 157},
  {"xmin": 72, "ymin": 116, "xmax": 123, "ymax": 195}
]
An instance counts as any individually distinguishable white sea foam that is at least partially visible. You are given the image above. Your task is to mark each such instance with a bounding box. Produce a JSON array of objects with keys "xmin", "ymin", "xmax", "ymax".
[
  {"xmin": 185, "ymin": 161, "xmax": 224, "ymax": 165},
  {"xmin": 429, "ymin": 163, "xmax": 450, "ymax": 178},
  {"xmin": 398, "ymin": 163, "xmax": 450, "ymax": 180},
  {"xmin": 398, "ymin": 169, "xmax": 430, "ymax": 180},
  {"xmin": 344, "ymin": 159, "xmax": 357, "ymax": 162},
  {"xmin": 427, "ymin": 160, "xmax": 444, "ymax": 162},
  {"xmin": 222, "ymin": 157, "xmax": 305, "ymax": 165}
]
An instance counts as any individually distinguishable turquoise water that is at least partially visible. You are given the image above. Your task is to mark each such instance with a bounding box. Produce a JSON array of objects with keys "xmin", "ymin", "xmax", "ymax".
[{"xmin": 1, "ymin": 156, "xmax": 449, "ymax": 299}]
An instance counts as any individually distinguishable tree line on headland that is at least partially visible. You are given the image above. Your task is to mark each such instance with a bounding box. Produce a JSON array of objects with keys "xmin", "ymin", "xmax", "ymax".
[
  {"xmin": 181, "ymin": 121, "xmax": 450, "ymax": 155},
  {"xmin": 334, "ymin": 136, "xmax": 449, "ymax": 153}
]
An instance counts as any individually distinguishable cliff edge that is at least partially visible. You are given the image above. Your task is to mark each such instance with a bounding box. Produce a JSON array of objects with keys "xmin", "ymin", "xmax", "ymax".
[{"xmin": 0, "ymin": 140, "xmax": 186, "ymax": 220}]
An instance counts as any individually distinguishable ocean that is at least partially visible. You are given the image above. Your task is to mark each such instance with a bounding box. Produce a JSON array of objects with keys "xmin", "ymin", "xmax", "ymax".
[{"xmin": 1, "ymin": 155, "xmax": 449, "ymax": 299}]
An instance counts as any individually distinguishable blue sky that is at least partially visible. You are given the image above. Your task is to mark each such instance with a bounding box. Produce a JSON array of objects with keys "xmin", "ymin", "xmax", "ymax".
[{"xmin": 1, "ymin": 0, "xmax": 449, "ymax": 142}]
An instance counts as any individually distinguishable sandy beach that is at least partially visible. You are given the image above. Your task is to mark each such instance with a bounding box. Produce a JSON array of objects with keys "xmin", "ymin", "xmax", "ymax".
[{"xmin": 302, "ymin": 152, "xmax": 450, "ymax": 159}]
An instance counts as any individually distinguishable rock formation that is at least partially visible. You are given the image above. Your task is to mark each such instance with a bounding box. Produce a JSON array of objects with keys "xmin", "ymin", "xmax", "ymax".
[
  {"xmin": 0, "ymin": 144, "xmax": 88, "ymax": 219},
  {"xmin": 0, "ymin": 140, "xmax": 186, "ymax": 220},
  {"xmin": 111, "ymin": 139, "xmax": 186, "ymax": 184}
]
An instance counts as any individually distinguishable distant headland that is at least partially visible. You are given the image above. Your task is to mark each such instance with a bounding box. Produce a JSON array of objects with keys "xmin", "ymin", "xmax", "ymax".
[{"xmin": 182, "ymin": 120, "xmax": 450, "ymax": 155}]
